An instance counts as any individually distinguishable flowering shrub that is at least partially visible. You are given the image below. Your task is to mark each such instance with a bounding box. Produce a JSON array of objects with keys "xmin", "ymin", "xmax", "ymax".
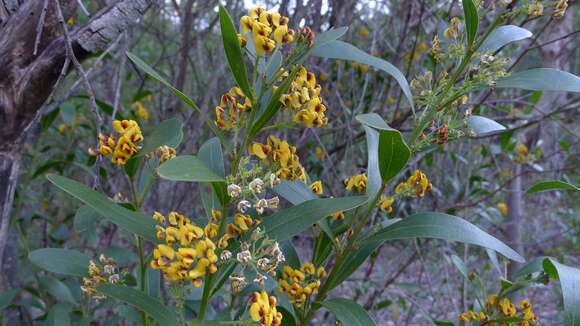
[{"xmin": 25, "ymin": 2, "xmax": 580, "ymax": 325}]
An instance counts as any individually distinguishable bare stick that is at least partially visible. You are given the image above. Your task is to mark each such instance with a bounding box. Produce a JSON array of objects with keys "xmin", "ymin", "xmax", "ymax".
[{"xmin": 33, "ymin": 0, "xmax": 50, "ymax": 56}]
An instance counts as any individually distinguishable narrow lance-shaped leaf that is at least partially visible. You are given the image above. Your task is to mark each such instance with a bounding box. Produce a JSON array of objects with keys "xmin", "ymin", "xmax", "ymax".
[
  {"xmin": 262, "ymin": 196, "xmax": 368, "ymax": 241},
  {"xmin": 137, "ymin": 117, "xmax": 183, "ymax": 156},
  {"xmin": 249, "ymin": 68, "xmax": 300, "ymax": 137},
  {"xmin": 497, "ymin": 68, "xmax": 580, "ymax": 92},
  {"xmin": 157, "ymin": 155, "xmax": 225, "ymax": 183},
  {"xmin": 219, "ymin": 6, "xmax": 253, "ymax": 100},
  {"xmin": 479, "ymin": 25, "xmax": 532, "ymax": 53},
  {"xmin": 29, "ymin": 248, "xmax": 89, "ymax": 277},
  {"xmin": 47, "ymin": 174, "xmax": 157, "ymax": 241},
  {"xmin": 542, "ymin": 258, "xmax": 580, "ymax": 325},
  {"xmin": 321, "ymin": 298, "xmax": 377, "ymax": 326},
  {"xmin": 312, "ymin": 40, "xmax": 414, "ymax": 109},
  {"xmin": 526, "ymin": 180, "xmax": 580, "ymax": 193},
  {"xmin": 462, "ymin": 0, "xmax": 479, "ymax": 48},
  {"xmin": 97, "ymin": 284, "xmax": 180, "ymax": 326},
  {"xmin": 467, "ymin": 115, "xmax": 506, "ymax": 136},
  {"xmin": 313, "ymin": 26, "xmax": 348, "ymax": 46},
  {"xmin": 360, "ymin": 212, "xmax": 524, "ymax": 262}
]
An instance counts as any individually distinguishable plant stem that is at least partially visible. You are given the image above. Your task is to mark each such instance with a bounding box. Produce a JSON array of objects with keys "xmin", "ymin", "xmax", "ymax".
[
  {"xmin": 303, "ymin": 184, "xmax": 386, "ymax": 323},
  {"xmin": 129, "ymin": 175, "xmax": 148, "ymax": 326}
]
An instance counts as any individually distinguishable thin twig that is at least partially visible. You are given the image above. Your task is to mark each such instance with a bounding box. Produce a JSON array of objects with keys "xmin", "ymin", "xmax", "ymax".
[{"xmin": 33, "ymin": 0, "xmax": 50, "ymax": 56}]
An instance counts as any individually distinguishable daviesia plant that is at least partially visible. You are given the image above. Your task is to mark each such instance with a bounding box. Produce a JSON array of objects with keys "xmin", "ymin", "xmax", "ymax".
[{"xmin": 28, "ymin": 2, "xmax": 580, "ymax": 325}]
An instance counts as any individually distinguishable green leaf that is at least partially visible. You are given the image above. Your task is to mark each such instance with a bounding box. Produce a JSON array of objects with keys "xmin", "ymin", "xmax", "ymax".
[
  {"xmin": 497, "ymin": 68, "xmax": 580, "ymax": 92},
  {"xmin": 97, "ymin": 284, "xmax": 180, "ymax": 326},
  {"xmin": 199, "ymin": 137, "xmax": 229, "ymax": 208},
  {"xmin": 249, "ymin": 68, "xmax": 300, "ymax": 137},
  {"xmin": 360, "ymin": 212, "xmax": 524, "ymax": 262},
  {"xmin": 40, "ymin": 277, "xmax": 77, "ymax": 304},
  {"xmin": 47, "ymin": 174, "xmax": 157, "ymax": 241},
  {"xmin": 543, "ymin": 258, "xmax": 580, "ymax": 325},
  {"xmin": 280, "ymin": 240, "xmax": 301, "ymax": 269},
  {"xmin": 378, "ymin": 129, "xmax": 411, "ymax": 183},
  {"xmin": 138, "ymin": 117, "xmax": 183, "ymax": 156},
  {"xmin": 357, "ymin": 113, "xmax": 410, "ymax": 183},
  {"xmin": 526, "ymin": 180, "xmax": 580, "ymax": 193},
  {"xmin": 219, "ymin": 6, "xmax": 253, "ymax": 100},
  {"xmin": 274, "ymin": 180, "xmax": 317, "ymax": 205},
  {"xmin": 157, "ymin": 155, "xmax": 224, "ymax": 182},
  {"xmin": 513, "ymin": 256, "xmax": 550, "ymax": 279},
  {"xmin": 47, "ymin": 303, "xmax": 72, "ymax": 326},
  {"xmin": 73, "ymin": 205, "xmax": 100, "ymax": 233},
  {"xmin": 467, "ymin": 115, "xmax": 506, "ymax": 136},
  {"xmin": 311, "ymin": 40, "xmax": 413, "ymax": 109},
  {"xmin": 0, "ymin": 288, "xmax": 19, "ymax": 311},
  {"xmin": 29, "ymin": 248, "xmax": 89, "ymax": 277},
  {"xmin": 462, "ymin": 0, "xmax": 478, "ymax": 48},
  {"xmin": 479, "ymin": 25, "xmax": 532, "ymax": 53},
  {"xmin": 313, "ymin": 27, "xmax": 348, "ymax": 46},
  {"xmin": 362, "ymin": 126, "xmax": 382, "ymax": 200},
  {"xmin": 262, "ymin": 196, "xmax": 368, "ymax": 241},
  {"xmin": 325, "ymin": 241, "xmax": 382, "ymax": 291},
  {"xmin": 450, "ymin": 254, "xmax": 468, "ymax": 279},
  {"xmin": 126, "ymin": 52, "xmax": 226, "ymax": 144},
  {"xmin": 321, "ymin": 298, "xmax": 376, "ymax": 326}
]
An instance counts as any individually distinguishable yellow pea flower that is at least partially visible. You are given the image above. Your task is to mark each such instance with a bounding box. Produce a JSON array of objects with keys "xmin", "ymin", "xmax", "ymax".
[{"xmin": 309, "ymin": 180, "xmax": 323, "ymax": 195}]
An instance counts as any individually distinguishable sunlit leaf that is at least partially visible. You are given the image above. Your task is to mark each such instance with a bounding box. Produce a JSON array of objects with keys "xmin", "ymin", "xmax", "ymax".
[
  {"xmin": 467, "ymin": 115, "xmax": 506, "ymax": 136},
  {"xmin": 497, "ymin": 68, "xmax": 580, "ymax": 92},
  {"xmin": 480, "ymin": 25, "xmax": 532, "ymax": 52},
  {"xmin": 543, "ymin": 258, "xmax": 580, "ymax": 324},
  {"xmin": 361, "ymin": 212, "xmax": 524, "ymax": 262}
]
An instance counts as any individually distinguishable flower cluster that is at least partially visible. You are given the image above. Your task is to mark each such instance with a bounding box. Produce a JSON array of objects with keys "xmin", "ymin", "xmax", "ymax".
[
  {"xmin": 226, "ymin": 232, "xmax": 286, "ymax": 294},
  {"xmin": 216, "ymin": 213, "xmax": 262, "ymax": 249},
  {"xmin": 344, "ymin": 173, "xmax": 367, "ymax": 193},
  {"xmin": 553, "ymin": 0, "xmax": 568, "ymax": 18},
  {"xmin": 250, "ymin": 291, "xmax": 283, "ymax": 326},
  {"xmin": 134, "ymin": 100, "xmax": 150, "ymax": 121},
  {"xmin": 250, "ymin": 135, "xmax": 306, "ymax": 182},
  {"xmin": 147, "ymin": 145, "xmax": 176, "ymax": 163},
  {"xmin": 395, "ymin": 170, "xmax": 432, "ymax": 198},
  {"xmin": 228, "ymin": 174, "xmax": 280, "ymax": 214},
  {"xmin": 459, "ymin": 294, "xmax": 538, "ymax": 325},
  {"xmin": 96, "ymin": 120, "xmax": 144, "ymax": 165},
  {"xmin": 278, "ymin": 262, "xmax": 327, "ymax": 307},
  {"xmin": 150, "ymin": 211, "xmax": 218, "ymax": 287},
  {"xmin": 80, "ymin": 255, "xmax": 123, "ymax": 302},
  {"xmin": 240, "ymin": 7, "xmax": 294, "ymax": 56},
  {"xmin": 378, "ymin": 195, "xmax": 395, "ymax": 213},
  {"xmin": 279, "ymin": 66, "xmax": 328, "ymax": 128},
  {"xmin": 215, "ymin": 86, "xmax": 252, "ymax": 130}
]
